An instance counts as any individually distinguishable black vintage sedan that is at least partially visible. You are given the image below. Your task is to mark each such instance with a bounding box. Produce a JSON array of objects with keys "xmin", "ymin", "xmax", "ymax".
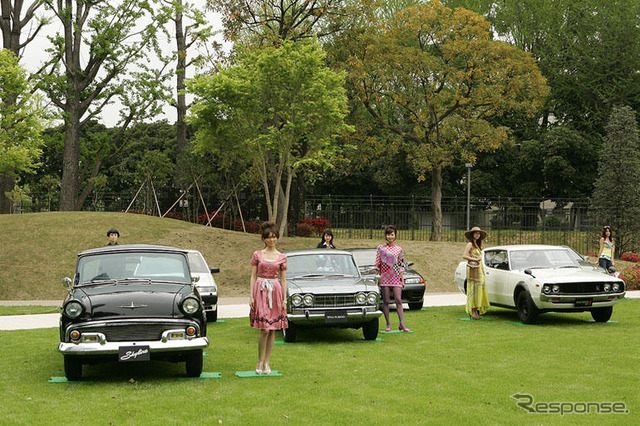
[
  {"xmin": 284, "ymin": 249, "xmax": 382, "ymax": 343},
  {"xmin": 58, "ymin": 244, "xmax": 209, "ymax": 381},
  {"xmin": 347, "ymin": 248, "xmax": 426, "ymax": 310}
]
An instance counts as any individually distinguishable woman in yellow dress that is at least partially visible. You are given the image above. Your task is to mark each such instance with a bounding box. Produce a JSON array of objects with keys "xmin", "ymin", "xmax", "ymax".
[{"xmin": 462, "ymin": 226, "xmax": 490, "ymax": 319}]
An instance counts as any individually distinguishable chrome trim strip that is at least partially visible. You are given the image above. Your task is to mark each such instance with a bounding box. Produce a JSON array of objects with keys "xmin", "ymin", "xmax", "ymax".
[{"xmin": 58, "ymin": 337, "xmax": 209, "ymax": 355}]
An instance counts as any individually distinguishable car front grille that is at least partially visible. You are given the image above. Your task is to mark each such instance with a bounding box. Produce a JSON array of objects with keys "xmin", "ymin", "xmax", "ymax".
[
  {"xmin": 313, "ymin": 294, "xmax": 357, "ymax": 307},
  {"xmin": 70, "ymin": 320, "xmax": 199, "ymax": 342},
  {"xmin": 556, "ymin": 282, "xmax": 621, "ymax": 294}
]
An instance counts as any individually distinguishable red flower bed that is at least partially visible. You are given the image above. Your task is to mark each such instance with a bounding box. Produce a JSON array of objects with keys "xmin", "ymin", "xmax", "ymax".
[
  {"xmin": 621, "ymin": 252, "xmax": 639, "ymax": 262},
  {"xmin": 297, "ymin": 217, "xmax": 331, "ymax": 236},
  {"xmin": 619, "ymin": 264, "xmax": 640, "ymax": 290}
]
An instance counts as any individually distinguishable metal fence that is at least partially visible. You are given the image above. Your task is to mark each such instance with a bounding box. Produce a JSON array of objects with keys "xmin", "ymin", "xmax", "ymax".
[{"xmin": 305, "ymin": 195, "xmax": 606, "ymax": 255}]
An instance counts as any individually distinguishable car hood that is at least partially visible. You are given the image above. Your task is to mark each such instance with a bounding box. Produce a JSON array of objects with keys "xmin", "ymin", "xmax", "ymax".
[
  {"xmin": 71, "ymin": 282, "xmax": 191, "ymax": 318},
  {"xmin": 288, "ymin": 276, "xmax": 377, "ymax": 294},
  {"xmin": 518, "ymin": 267, "xmax": 624, "ymax": 283}
]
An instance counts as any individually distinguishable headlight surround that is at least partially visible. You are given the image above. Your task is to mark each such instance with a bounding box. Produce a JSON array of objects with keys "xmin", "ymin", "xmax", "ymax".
[
  {"xmin": 612, "ymin": 283, "xmax": 621, "ymax": 292},
  {"xmin": 182, "ymin": 297, "xmax": 200, "ymax": 315},
  {"xmin": 355, "ymin": 292, "xmax": 366, "ymax": 305},
  {"xmin": 552, "ymin": 285, "xmax": 560, "ymax": 293},
  {"xmin": 303, "ymin": 294, "xmax": 314, "ymax": 307},
  {"xmin": 291, "ymin": 294, "xmax": 303, "ymax": 307},
  {"xmin": 367, "ymin": 292, "xmax": 379, "ymax": 305},
  {"xmin": 64, "ymin": 301, "xmax": 84, "ymax": 319},
  {"xmin": 604, "ymin": 283, "xmax": 611, "ymax": 292},
  {"xmin": 542, "ymin": 285, "xmax": 551, "ymax": 294}
]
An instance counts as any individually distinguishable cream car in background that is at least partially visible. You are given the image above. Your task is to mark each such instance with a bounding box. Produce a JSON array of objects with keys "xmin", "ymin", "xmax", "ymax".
[{"xmin": 454, "ymin": 245, "xmax": 626, "ymax": 324}]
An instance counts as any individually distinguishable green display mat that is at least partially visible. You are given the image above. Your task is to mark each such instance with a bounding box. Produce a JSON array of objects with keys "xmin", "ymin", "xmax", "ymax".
[
  {"xmin": 274, "ymin": 340, "xmax": 308, "ymax": 345},
  {"xmin": 352, "ymin": 337, "xmax": 383, "ymax": 342},
  {"xmin": 48, "ymin": 372, "xmax": 221, "ymax": 383},
  {"xmin": 380, "ymin": 329, "xmax": 414, "ymax": 334},
  {"xmin": 235, "ymin": 370, "xmax": 282, "ymax": 378},
  {"xmin": 178, "ymin": 372, "xmax": 221, "ymax": 379},
  {"xmin": 48, "ymin": 377, "xmax": 91, "ymax": 383},
  {"xmin": 211, "ymin": 320, "xmax": 226, "ymax": 323},
  {"xmin": 458, "ymin": 317, "xmax": 493, "ymax": 321},
  {"xmin": 510, "ymin": 321, "xmax": 539, "ymax": 326}
]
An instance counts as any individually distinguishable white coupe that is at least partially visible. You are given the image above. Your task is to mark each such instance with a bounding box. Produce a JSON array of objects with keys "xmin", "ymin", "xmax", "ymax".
[{"xmin": 454, "ymin": 245, "xmax": 626, "ymax": 324}]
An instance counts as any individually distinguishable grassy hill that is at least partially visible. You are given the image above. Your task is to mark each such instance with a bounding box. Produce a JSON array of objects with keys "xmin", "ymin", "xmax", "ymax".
[{"xmin": 0, "ymin": 212, "xmax": 464, "ymax": 300}]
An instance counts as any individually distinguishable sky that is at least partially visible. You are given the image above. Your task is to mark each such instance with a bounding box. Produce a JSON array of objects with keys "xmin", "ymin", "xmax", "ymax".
[{"xmin": 20, "ymin": 1, "xmax": 226, "ymax": 128}]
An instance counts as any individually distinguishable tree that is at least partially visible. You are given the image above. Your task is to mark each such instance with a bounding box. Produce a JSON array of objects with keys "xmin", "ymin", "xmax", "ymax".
[
  {"xmin": 190, "ymin": 40, "xmax": 351, "ymax": 236},
  {"xmin": 351, "ymin": 1, "xmax": 548, "ymax": 240},
  {"xmin": 0, "ymin": 0, "xmax": 49, "ymax": 213},
  {"xmin": 0, "ymin": 48, "xmax": 46, "ymax": 211},
  {"xmin": 39, "ymin": 0, "xmax": 171, "ymax": 211},
  {"xmin": 207, "ymin": 0, "xmax": 365, "ymax": 46},
  {"xmin": 590, "ymin": 106, "xmax": 640, "ymax": 256}
]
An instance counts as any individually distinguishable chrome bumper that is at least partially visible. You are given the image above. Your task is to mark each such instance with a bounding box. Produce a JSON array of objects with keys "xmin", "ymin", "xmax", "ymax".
[
  {"xmin": 288, "ymin": 307, "xmax": 382, "ymax": 324},
  {"xmin": 58, "ymin": 336, "xmax": 209, "ymax": 355}
]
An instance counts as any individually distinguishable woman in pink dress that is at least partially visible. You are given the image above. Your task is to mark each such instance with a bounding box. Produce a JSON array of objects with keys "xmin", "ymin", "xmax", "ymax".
[
  {"xmin": 375, "ymin": 225, "xmax": 409, "ymax": 332},
  {"xmin": 249, "ymin": 222, "xmax": 288, "ymax": 375}
]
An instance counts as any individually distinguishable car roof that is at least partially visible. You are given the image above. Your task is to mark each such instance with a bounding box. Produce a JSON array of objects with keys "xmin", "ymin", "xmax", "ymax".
[
  {"xmin": 78, "ymin": 244, "xmax": 188, "ymax": 257},
  {"xmin": 285, "ymin": 249, "xmax": 354, "ymax": 256},
  {"xmin": 485, "ymin": 244, "xmax": 572, "ymax": 251}
]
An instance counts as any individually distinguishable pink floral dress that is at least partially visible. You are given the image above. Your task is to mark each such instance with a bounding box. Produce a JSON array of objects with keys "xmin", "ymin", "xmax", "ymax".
[
  {"xmin": 249, "ymin": 250, "xmax": 288, "ymax": 330},
  {"xmin": 375, "ymin": 243, "xmax": 404, "ymax": 287}
]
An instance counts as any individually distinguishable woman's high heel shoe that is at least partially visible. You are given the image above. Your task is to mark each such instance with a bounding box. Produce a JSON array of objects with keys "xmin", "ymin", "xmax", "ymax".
[
  {"xmin": 255, "ymin": 361, "xmax": 263, "ymax": 375},
  {"xmin": 263, "ymin": 363, "xmax": 271, "ymax": 375},
  {"xmin": 399, "ymin": 326, "xmax": 410, "ymax": 332}
]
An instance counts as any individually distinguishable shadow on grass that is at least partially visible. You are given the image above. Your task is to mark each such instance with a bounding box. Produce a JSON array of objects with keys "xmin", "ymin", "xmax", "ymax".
[{"xmin": 276, "ymin": 327, "xmax": 376, "ymax": 344}]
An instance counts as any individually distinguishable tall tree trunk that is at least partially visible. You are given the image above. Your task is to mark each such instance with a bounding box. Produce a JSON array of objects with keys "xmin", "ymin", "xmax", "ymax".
[
  {"xmin": 59, "ymin": 109, "xmax": 81, "ymax": 210},
  {"xmin": 174, "ymin": 0, "xmax": 188, "ymax": 188},
  {"xmin": 430, "ymin": 165, "xmax": 443, "ymax": 241},
  {"xmin": 0, "ymin": 173, "xmax": 15, "ymax": 213}
]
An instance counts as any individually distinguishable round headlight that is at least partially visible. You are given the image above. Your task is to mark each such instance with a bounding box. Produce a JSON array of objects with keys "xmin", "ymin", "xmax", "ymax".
[
  {"xmin": 303, "ymin": 294, "xmax": 314, "ymax": 307},
  {"xmin": 552, "ymin": 285, "xmax": 560, "ymax": 293},
  {"xmin": 291, "ymin": 294, "xmax": 303, "ymax": 307},
  {"xmin": 355, "ymin": 292, "xmax": 366, "ymax": 305},
  {"xmin": 604, "ymin": 284, "xmax": 611, "ymax": 292},
  {"xmin": 543, "ymin": 285, "xmax": 551, "ymax": 294},
  {"xmin": 182, "ymin": 297, "xmax": 200, "ymax": 314},
  {"xmin": 613, "ymin": 283, "xmax": 620, "ymax": 292},
  {"xmin": 367, "ymin": 292, "xmax": 379, "ymax": 304},
  {"xmin": 64, "ymin": 301, "xmax": 83, "ymax": 319}
]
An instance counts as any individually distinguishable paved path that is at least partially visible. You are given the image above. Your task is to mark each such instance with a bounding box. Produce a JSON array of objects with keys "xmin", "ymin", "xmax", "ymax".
[{"xmin": 2, "ymin": 291, "xmax": 637, "ymax": 331}]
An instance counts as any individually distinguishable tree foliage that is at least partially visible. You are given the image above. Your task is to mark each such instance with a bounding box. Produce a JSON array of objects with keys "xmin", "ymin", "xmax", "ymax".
[
  {"xmin": 350, "ymin": 0, "xmax": 548, "ymax": 240},
  {"xmin": 590, "ymin": 106, "xmax": 640, "ymax": 255},
  {"xmin": 0, "ymin": 49, "xmax": 45, "ymax": 178},
  {"xmin": 38, "ymin": 0, "xmax": 172, "ymax": 210},
  {"xmin": 189, "ymin": 40, "xmax": 351, "ymax": 235}
]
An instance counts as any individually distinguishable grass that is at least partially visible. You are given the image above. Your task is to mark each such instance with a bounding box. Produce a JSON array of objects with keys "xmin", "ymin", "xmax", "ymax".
[
  {"xmin": 0, "ymin": 306, "xmax": 58, "ymax": 316},
  {"xmin": 0, "ymin": 212, "xmax": 465, "ymax": 300},
  {"xmin": 1, "ymin": 301, "xmax": 638, "ymax": 424}
]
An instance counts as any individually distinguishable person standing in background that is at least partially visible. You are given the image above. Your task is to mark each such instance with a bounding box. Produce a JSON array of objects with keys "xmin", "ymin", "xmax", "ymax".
[
  {"xmin": 376, "ymin": 225, "xmax": 409, "ymax": 332},
  {"xmin": 598, "ymin": 226, "xmax": 615, "ymax": 272},
  {"xmin": 462, "ymin": 226, "xmax": 490, "ymax": 320}
]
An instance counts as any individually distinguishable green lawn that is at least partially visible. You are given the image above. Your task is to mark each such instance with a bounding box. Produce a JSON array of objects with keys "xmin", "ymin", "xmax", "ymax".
[{"xmin": 1, "ymin": 301, "xmax": 638, "ymax": 425}]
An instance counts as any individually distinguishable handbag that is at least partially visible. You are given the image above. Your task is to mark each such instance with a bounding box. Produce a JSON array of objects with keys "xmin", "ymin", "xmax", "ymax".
[{"xmin": 467, "ymin": 260, "xmax": 480, "ymax": 281}]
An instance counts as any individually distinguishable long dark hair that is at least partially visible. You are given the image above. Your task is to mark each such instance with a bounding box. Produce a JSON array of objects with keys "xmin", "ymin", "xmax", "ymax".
[
  {"xmin": 601, "ymin": 226, "xmax": 613, "ymax": 242},
  {"xmin": 319, "ymin": 229, "xmax": 334, "ymax": 246}
]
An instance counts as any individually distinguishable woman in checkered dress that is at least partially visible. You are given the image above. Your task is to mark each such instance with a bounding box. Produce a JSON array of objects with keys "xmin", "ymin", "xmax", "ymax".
[{"xmin": 375, "ymin": 225, "xmax": 410, "ymax": 332}]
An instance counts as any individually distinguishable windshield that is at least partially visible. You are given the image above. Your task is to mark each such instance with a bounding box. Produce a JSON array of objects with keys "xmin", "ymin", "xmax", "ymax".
[
  {"xmin": 287, "ymin": 253, "xmax": 360, "ymax": 279},
  {"xmin": 509, "ymin": 249, "xmax": 579, "ymax": 270},
  {"xmin": 77, "ymin": 252, "xmax": 191, "ymax": 285},
  {"xmin": 350, "ymin": 250, "xmax": 376, "ymax": 267},
  {"xmin": 187, "ymin": 251, "xmax": 210, "ymax": 273}
]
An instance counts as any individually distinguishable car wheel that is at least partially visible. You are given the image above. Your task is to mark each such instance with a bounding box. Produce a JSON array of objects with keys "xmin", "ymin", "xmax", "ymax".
[
  {"xmin": 283, "ymin": 322, "xmax": 297, "ymax": 343},
  {"xmin": 362, "ymin": 317, "xmax": 379, "ymax": 340},
  {"xmin": 185, "ymin": 350, "xmax": 203, "ymax": 377},
  {"xmin": 516, "ymin": 290, "xmax": 539, "ymax": 324},
  {"xmin": 408, "ymin": 301, "xmax": 423, "ymax": 310},
  {"xmin": 590, "ymin": 306, "xmax": 613, "ymax": 323},
  {"xmin": 206, "ymin": 309, "xmax": 218, "ymax": 322},
  {"xmin": 64, "ymin": 356, "xmax": 82, "ymax": 381}
]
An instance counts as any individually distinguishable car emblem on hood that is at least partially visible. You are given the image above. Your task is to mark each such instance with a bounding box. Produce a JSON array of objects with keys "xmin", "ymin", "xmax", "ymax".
[{"xmin": 119, "ymin": 301, "xmax": 148, "ymax": 309}]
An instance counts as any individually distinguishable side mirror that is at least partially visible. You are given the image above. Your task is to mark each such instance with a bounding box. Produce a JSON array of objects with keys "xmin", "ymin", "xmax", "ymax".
[
  {"xmin": 210, "ymin": 267, "xmax": 220, "ymax": 274},
  {"xmin": 62, "ymin": 277, "xmax": 72, "ymax": 288}
]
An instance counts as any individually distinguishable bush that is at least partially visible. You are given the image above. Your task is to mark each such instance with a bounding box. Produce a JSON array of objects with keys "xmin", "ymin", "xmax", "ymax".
[
  {"xmin": 618, "ymin": 264, "xmax": 640, "ymax": 290},
  {"xmin": 621, "ymin": 252, "xmax": 639, "ymax": 262},
  {"xmin": 297, "ymin": 217, "xmax": 331, "ymax": 236}
]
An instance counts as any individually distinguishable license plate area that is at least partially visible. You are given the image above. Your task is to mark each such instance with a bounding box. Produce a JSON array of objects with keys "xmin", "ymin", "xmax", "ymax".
[
  {"xmin": 325, "ymin": 310, "xmax": 348, "ymax": 324},
  {"xmin": 574, "ymin": 299, "xmax": 593, "ymax": 307},
  {"xmin": 118, "ymin": 345, "xmax": 150, "ymax": 362}
]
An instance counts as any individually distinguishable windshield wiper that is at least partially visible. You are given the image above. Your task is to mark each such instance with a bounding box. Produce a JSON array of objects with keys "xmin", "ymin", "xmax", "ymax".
[{"xmin": 557, "ymin": 265, "xmax": 580, "ymax": 269}]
